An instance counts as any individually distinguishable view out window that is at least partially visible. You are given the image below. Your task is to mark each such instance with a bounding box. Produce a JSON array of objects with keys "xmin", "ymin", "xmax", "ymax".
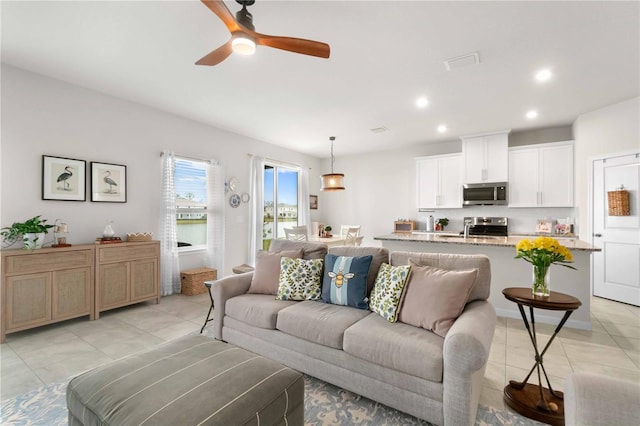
[
  {"xmin": 263, "ymin": 164, "xmax": 299, "ymax": 249},
  {"xmin": 175, "ymin": 158, "xmax": 208, "ymax": 249}
]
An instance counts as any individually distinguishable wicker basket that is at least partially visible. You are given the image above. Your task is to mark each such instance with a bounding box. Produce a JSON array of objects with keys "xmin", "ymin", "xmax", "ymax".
[
  {"xmin": 126, "ymin": 232, "xmax": 153, "ymax": 242},
  {"xmin": 181, "ymin": 267, "xmax": 217, "ymax": 296},
  {"xmin": 607, "ymin": 189, "xmax": 630, "ymax": 216}
]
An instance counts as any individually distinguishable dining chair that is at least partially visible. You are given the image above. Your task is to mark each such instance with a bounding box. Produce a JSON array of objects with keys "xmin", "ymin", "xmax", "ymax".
[
  {"xmin": 285, "ymin": 227, "xmax": 308, "ymax": 241},
  {"xmin": 344, "ymin": 227, "xmax": 361, "ymax": 246},
  {"xmin": 340, "ymin": 225, "xmax": 360, "ymax": 239}
]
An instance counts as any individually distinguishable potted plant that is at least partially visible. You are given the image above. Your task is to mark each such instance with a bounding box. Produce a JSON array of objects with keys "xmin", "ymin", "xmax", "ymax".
[
  {"xmin": 436, "ymin": 218, "xmax": 449, "ymax": 231},
  {"xmin": 1, "ymin": 215, "xmax": 54, "ymax": 249},
  {"xmin": 324, "ymin": 225, "xmax": 333, "ymax": 237}
]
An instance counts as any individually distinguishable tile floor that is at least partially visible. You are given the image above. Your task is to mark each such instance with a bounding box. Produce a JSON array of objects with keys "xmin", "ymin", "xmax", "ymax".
[{"xmin": 1, "ymin": 293, "xmax": 639, "ymax": 419}]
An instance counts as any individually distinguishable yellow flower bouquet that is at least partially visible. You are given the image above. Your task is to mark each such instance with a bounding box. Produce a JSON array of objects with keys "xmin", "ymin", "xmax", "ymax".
[{"xmin": 515, "ymin": 236, "xmax": 576, "ymax": 296}]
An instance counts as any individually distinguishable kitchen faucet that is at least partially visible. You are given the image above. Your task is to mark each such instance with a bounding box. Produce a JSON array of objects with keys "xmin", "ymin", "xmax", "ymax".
[{"xmin": 463, "ymin": 221, "xmax": 471, "ymax": 239}]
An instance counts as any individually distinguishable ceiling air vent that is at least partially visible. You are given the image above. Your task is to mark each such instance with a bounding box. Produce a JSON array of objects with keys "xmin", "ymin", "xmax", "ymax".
[
  {"xmin": 444, "ymin": 52, "xmax": 480, "ymax": 71},
  {"xmin": 370, "ymin": 126, "xmax": 389, "ymax": 133}
]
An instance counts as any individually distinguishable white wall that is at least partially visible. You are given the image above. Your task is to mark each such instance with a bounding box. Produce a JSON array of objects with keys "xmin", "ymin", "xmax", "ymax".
[
  {"xmin": 573, "ymin": 96, "xmax": 640, "ymax": 239},
  {"xmin": 0, "ymin": 65, "xmax": 322, "ymax": 276}
]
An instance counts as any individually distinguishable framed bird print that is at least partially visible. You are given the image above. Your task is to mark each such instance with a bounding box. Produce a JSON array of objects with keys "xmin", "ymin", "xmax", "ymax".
[
  {"xmin": 90, "ymin": 161, "xmax": 127, "ymax": 203},
  {"xmin": 42, "ymin": 155, "xmax": 86, "ymax": 201}
]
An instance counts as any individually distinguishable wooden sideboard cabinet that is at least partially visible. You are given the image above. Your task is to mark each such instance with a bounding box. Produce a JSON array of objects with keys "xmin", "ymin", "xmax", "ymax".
[
  {"xmin": 1, "ymin": 245, "xmax": 95, "ymax": 343},
  {"xmin": 95, "ymin": 241, "xmax": 160, "ymax": 319}
]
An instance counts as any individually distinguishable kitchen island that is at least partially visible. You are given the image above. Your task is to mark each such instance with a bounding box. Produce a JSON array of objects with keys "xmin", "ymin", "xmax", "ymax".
[{"xmin": 375, "ymin": 233, "xmax": 600, "ymax": 330}]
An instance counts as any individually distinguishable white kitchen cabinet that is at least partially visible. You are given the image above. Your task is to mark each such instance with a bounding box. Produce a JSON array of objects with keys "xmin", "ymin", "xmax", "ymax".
[
  {"xmin": 416, "ymin": 153, "xmax": 462, "ymax": 209},
  {"xmin": 508, "ymin": 141, "xmax": 574, "ymax": 207},
  {"xmin": 461, "ymin": 130, "xmax": 510, "ymax": 183}
]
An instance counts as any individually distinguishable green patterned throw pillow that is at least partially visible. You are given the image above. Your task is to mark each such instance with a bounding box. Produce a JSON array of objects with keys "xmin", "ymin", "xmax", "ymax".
[
  {"xmin": 369, "ymin": 263, "xmax": 412, "ymax": 322},
  {"xmin": 277, "ymin": 257, "xmax": 324, "ymax": 301}
]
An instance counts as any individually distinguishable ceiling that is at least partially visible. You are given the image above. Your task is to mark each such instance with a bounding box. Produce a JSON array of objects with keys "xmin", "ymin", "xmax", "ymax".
[{"xmin": 2, "ymin": 1, "xmax": 638, "ymax": 158}]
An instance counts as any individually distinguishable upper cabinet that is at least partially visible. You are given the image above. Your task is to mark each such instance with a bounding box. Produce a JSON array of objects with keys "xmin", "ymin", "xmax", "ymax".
[
  {"xmin": 416, "ymin": 153, "xmax": 463, "ymax": 209},
  {"xmin": 461, "ymin": 130, "xmax": 510, "ymax": 183},
  {"xmin": 508, "ymin": 141, "xmax": 574, "ymax": 208}
]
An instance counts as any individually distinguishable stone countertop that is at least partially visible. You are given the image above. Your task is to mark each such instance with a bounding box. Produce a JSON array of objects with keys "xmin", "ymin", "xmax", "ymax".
[{"xmin": 374, "ymin": 233, "xmax": 601, "ymax": 252}]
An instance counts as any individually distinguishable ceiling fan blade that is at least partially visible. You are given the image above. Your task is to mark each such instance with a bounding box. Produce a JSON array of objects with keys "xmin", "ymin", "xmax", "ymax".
[
  {"xmin": 195, "ymin": 40, "xmax": 234, "ymax": 66},
  {"xmin": 200, "ymin": 0, "xmax": 241, "ymax": 32},
  {"xmin": 255, "ymin": 33, "xmax": 330, "ymax": 58}
]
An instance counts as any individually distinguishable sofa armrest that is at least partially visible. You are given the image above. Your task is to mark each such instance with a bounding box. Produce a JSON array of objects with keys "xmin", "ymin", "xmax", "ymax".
[
  {"xmin": 565, "ymin": 372, "xmax": 640, "ymax": 426},
  {"xmin": 211, "ymin": 272, "xmax": 253, "ymax": 340},
  {"xmin": 442, "ymin": 300, "xmax": 496, "ymax": 426}
]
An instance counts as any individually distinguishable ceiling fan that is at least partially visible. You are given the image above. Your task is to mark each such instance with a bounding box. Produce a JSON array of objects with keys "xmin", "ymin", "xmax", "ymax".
[{"xmin": 196, "ymin": 0, "xmax": 331, "ymax": 66}]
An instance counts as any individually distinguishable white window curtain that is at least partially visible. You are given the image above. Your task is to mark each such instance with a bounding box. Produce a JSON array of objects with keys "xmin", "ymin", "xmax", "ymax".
[
  {"xmin": 249, "ymin": 155, "xmax": 265, "ymax": 265},
  {"xmin": 298, "ymin": 166, "xmax": 311, "ymax": 228},
  {"xmin": 160, "ymin": 151, "xmax": 180, "ymax": 295},
  {"xmin": 206, "ymin": 160, "xmax": 225, "ymax": 274}
]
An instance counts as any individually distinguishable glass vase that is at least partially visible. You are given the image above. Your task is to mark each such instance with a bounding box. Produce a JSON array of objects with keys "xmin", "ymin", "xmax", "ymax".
[
  {"xmin": 103, "ymin": 221, "xmax": 115, "ymax": 238},
  {"xmin": 532, "ymin": 265, "xmax": 551, "ymax": 297}
]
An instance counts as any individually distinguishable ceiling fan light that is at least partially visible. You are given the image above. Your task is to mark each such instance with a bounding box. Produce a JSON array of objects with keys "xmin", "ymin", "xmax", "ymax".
[
  {"xmin": 232, "ymin": 36, "xmax": 256, "ymax": 55},
  {"xmin": 320, "ymin": 173, "xmax": 345, "ymax": 191}
]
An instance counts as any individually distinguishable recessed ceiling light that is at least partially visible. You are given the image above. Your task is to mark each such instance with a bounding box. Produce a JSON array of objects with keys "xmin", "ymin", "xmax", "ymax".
[
  {"xmin": 416, "ymin": 97, "xmax": 429, "ymax": 108},
  {"xmin": 526, "ymin": 110, "xmax": 539, "ymax": 119},
  {"xmin": 535, "ymin": 68, "xmax": 552, "ymax": 82},
  {"xmin": 437, "ymin": 125, "xmax": 447, "ymax": 133}
]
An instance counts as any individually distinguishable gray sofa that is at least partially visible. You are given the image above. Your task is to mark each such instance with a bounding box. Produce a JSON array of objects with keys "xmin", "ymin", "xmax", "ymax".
[
  {"xmin": 210, "ymin": 240, "xmax": 496, "ymax": 426},
  {"xmin": 564, "ymin": 372, "xmax": 640, "ymax": 426}
]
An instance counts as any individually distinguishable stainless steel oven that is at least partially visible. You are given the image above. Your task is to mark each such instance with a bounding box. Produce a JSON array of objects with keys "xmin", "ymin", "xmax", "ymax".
[
  {"xmin": 463, "ymin": 182, "xmax": 508, "ymax": 206},
  {"xmin": 464, "ymin": 217, "xmax": 508, "ymax": 237}
]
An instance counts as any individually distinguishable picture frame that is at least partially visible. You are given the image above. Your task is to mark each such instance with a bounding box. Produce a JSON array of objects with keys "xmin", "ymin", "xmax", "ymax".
[
  {"xmin": 309, "ymin": 194, "xmax": 318, "ymax": 210},
  {"xmin": 42, "ymin": 155, "xmax": 87, "ymax": 201},
  {"xmin": 91, "ymin": 162, "xmax": 127, "ymax": 203}
]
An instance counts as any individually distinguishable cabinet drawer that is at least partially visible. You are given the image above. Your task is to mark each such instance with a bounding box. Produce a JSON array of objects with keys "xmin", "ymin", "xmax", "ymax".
[
  {"xmin": 4, "ymin": 249, "xmax": 93, "ymax": 274},
  {"xmin": 97, "ymin": 243, "xmax": 159, "ymax": 263}
]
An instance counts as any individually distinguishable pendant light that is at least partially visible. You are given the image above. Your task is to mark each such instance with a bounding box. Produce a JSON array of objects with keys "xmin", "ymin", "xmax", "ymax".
[{"xmin": 320, "ymin": 136, "xmax": 345, "ymax": 191}]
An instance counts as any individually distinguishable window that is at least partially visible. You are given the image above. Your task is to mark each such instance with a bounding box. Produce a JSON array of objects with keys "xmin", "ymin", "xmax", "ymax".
[
  {"xmin": 174, "ymin": 158, "xmax": 208, "ymax": 249},
  {"xmin": 263, "ymin": 164, "xmax": 299, "ymax": 249}
]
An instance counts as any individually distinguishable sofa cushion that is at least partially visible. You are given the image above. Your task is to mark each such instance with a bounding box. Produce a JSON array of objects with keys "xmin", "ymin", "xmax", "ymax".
[
  {"xmin": 398, "ymin": 261, "xmax": 478, "ymax": 338},
  {"xmin": 369, "ymin": 263, "xmax": 412, "ymax": 322},
  {"xmin": 343, "ymin": 313, "xmax": 445, "ymax": 382},
  {"xmin": 269, "ymin": 240, "xmax": 328, "ymax": 260},
  {"xmin": 248, "ymin": 249, "xmax": 303, "ymax": 295},
  {"xmin": 389, "ymin": 251, "xmax": 490, "ymax": 303},
  {"xmin": 329, "ymin": 246, "xmax": 389, "ymax": 294},
  {"xmin": 276, "ymin": 257, "xmax": 324, "ymax": 301},
  {"xmin": 322, "ymin": 254, "xmax": 372, "ymax": 309},
  {"xmin": 226, "ymin": 294, "xmax": 298, "ymax": 329},
  {"xmin": 276, "ymin": 301, "xmax": 371, "ymax": 349}
]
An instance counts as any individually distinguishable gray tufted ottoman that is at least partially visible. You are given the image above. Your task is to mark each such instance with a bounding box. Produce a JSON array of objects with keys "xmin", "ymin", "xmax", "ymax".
[{"xmin": 66, "ymin": 335, "xmax": 304, "ymax": 425}]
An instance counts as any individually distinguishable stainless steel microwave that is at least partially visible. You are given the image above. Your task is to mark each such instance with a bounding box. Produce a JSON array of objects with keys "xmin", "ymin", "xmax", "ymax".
[{"xmin": 463, "ymin": 182, "xmax": 508, "ymax": 206}]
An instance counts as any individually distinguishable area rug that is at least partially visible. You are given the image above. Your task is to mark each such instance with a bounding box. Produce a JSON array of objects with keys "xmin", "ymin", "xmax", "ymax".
[{"xmin": 2, "ymin": 374, "xmax": 541, "ymax": 426}]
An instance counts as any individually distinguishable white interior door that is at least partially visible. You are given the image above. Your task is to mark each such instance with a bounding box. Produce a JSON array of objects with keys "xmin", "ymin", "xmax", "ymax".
[{"xmin": 592, "ymin": 153, "xmax": 640, "ymax": 306}]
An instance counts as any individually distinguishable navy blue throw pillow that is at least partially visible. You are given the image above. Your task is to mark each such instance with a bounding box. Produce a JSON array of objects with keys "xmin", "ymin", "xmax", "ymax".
[{"xmin": 321, "ymin": 254, "xmax": 373, "ymax": 309}]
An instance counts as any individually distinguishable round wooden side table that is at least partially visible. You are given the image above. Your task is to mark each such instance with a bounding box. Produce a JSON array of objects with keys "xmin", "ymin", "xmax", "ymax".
[{"xmin": 502, "ymin": 287, "xmax": 582, "ymax": 426}]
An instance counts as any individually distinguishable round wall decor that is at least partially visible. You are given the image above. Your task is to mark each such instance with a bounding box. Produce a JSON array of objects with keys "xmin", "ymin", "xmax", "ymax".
[
  {"xmin": 229, "ymin": 193, "xmax": 241, "ymax": 208},
  {"xmin": 228, "ymin": 177, "xmax": 239, "ymax": 192}
]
